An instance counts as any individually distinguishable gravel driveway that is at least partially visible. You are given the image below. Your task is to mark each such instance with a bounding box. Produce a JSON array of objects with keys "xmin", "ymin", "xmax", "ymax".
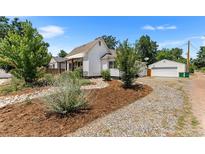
[{"xmin": 68, "ymin": 77, "xmax": 198, "ymax": 137}]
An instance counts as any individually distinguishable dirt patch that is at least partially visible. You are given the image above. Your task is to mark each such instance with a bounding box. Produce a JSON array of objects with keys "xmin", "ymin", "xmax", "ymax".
[
  {"xmin": 186, "ymin": 72, "xmax": 205, "ymax": 135},
  {"xmin": 0, "ymin": 80, "xmax": 152, "ymax": 136}
]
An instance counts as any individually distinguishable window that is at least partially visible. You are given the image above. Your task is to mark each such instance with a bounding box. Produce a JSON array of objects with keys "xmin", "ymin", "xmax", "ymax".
[
  {"xmin": 78, "ymin": 61, "xmax": 82, "ymax": 67},
  {"xmin": 99, "ymin": 41, "xmax": 101, "ymax": 46},
  {"xmin": 109, "ymin": 61, "xmax": 116, "ymax": 69}
]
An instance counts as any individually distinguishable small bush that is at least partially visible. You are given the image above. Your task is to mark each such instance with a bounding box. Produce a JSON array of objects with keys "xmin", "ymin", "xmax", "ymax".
[
  {"xmin": 80, "ymin": 79, "xmax": 91, "ymax": 86},
  {"xmin": 101, "ymin": 70, "xmax": 111, "ymax": 81},
  {"xmin": 201, "ymin": 67, "xmax": 205, "ymax": 73},
  {"xmin": 189, "ymin": 65, "xmax": 194, "ymax": 73},
  {"xmin": 74, "ymin": 68, "xmax": 83, "ymax": 78},
  {"xmin": 11, "ymin": 77, "xmax": 26, "ymax": 91},
  {"xmin": 44, "ymin": 70, "xmax": 87, "ymax": 115},
  {"xmin": 37, "ymin": 73, "xmax": 55, "ymax": 86},
  {"xmin": 0, "ymin": 77, "xmax": 25, "ymax": 95}
]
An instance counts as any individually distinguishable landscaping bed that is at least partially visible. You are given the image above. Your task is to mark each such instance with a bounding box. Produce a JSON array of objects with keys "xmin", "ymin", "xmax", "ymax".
[
  {"xmin": 0, "ymin": 80, "xmax": 152, "ymax": 136},
  {"xmin": 0, "ymin": 85, "xmax": 49, "ymax": 97}
]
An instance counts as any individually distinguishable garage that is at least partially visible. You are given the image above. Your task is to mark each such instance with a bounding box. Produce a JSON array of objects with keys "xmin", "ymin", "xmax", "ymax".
[
  {"xmin": 148, "ymin": 59, "xmax": 186, "ymax": 77},
  {"xmin": 151, "ymin": 67, "xmax": 178, "ymax": 77}
]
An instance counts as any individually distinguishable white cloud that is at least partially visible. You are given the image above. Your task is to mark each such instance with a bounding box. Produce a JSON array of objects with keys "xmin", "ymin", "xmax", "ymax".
[
  {"xmin": 48, "ymin": 45, "xmax": 73, "ymax": 56},
  {"xmin": 158, "ymin": 35, "xmax": 205, "ymax": 49},
  {"xmin": 142, "ymin": 24, "xmax": 177, "ymax": 31},
  {"xmin": 38, "ymin": 25, "xmax": 64, "ymax": 39},
  {"xmin": 142, "ymin": 25, "xmax": 155, "ymax": 30},
  {"xmin": 189, "ymin": 35, "xmax": 205, "ymax": 45},
  {"xmin": 159, "ymin": 40, "xmax": 184, "ymax": 48}
]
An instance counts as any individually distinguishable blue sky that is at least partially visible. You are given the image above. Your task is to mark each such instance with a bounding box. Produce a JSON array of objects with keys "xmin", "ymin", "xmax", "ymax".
[{"xmin": 11, "ymin": 16, "xmax": 205, "ymax": 58}]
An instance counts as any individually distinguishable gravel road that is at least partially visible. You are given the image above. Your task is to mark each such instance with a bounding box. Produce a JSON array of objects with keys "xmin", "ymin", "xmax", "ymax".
[{"xmin": 68, "ymin": 77, "xmax": 186, "ymax": 136}]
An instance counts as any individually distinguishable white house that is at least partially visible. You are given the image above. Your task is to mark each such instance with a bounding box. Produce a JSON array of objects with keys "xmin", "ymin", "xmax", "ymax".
[
  {"xmin": 65, "ymin": 37, "xmax": 147, "ymax": 77},
  {"xmin": 148, "ymin": 59, "xmax": 186, "ymax": 77},
  {"xmin": 48, "ymin": 57, "xmax": 67, "ymax": 70}
]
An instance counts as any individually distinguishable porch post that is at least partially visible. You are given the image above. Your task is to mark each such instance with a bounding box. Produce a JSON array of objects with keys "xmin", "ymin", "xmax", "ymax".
[
  {"xmin": 72, "ymin": 59, "xmax": 74, "ymax": 71},
  {"xmin": 59, "ymin": 62, "xmax": 61, "ymax": 74},
  {"xmin": 66, "ymin": 61, "xmax": 67, "ymax": 71}
]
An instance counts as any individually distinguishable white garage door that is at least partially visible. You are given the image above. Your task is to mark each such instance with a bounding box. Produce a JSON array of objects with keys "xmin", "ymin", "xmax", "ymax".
[{"xmin": 152, "ymin": 67, "xmax": 178, "ymax": 77}]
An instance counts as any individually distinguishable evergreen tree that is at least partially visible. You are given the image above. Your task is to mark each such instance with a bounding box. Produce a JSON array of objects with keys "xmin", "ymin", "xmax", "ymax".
[{"xmin": 116, "ymin": 40, "xmax": 140, "ymax": 88}]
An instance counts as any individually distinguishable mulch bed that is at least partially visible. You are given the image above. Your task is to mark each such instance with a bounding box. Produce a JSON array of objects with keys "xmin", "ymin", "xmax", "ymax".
[{"xmin": 0, "ymin": 80, "xmax": 152, "ymax": 136}]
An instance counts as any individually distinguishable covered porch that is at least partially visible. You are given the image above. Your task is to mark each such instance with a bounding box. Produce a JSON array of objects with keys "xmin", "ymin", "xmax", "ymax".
[{"xmin": 66, "ymin": 58, "xmax": 83, "ymax": 71}]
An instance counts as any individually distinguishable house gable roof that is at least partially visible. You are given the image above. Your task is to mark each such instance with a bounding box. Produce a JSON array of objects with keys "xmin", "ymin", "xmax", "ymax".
[
  {"xmin": 148, "ymin": 59, "xmax": 186, "ymax": 68},
  {"xmin": 101, "ymin": 49, "xmax": 117, "ymax": 60},
  {"xmin": 66, "ymin": 37, "xmax": 109, "ymax": 58},
  {"xmin": 53, "ymin": 56, "xmax": 67, "ymax": 62}
]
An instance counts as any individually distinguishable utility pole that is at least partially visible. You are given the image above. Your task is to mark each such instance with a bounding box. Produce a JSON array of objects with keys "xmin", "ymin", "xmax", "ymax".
[{"xmin": 187, "ymin": 40, "xmax": 190, "ymax": 72}]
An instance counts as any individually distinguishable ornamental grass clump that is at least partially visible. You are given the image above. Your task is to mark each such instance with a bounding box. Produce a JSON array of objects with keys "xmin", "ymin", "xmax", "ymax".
[{"xmin": 44, "ymin": 70, "xmax": 87, "ymax": 115}]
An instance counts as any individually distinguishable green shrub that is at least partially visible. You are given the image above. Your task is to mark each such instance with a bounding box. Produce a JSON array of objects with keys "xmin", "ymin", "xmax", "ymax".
[
  {"xmin": 44, "ymin": 70, "xmax": 87, "ymax": 115},
  {"xmin": 79, "ymin": 79, "xmax": 91, "ymax": 86},
  {"xmin": 74, "ymin": 68, "xmax": 83, "ymax": 78},
  {"xmin": 101, "ymin": 70, "xmax": 111, "ymax": 81},
  {"xmin": 189, "ymin": 65, "xmax": 194, "ymax": 73},
  {"xmin": 11, "ymin": 77, "xmax": 25, "ymax": 91},
  {"xmin": 201, "ymin": 67, "xmax": 205, "ymax": 73},
  {"xmin": 116, "ymin": 40, "xmax": 140, "ymax": 88},
  {"xmin": 0, "ymin": 77, "xmax": 25, "ymax": 95},
  {"xmin": 38, "ymin": 73, "xmax": 55, "ymax": 86}
]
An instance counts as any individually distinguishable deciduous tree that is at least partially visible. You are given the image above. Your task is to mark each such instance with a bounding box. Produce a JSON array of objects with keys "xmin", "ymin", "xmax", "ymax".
[
  {"xmin": 101, "ymin": 35, "xmax": 119, "ymax": 49},
  {"xmin": 0, "ymin": 21, "xmax": 51, "ymax": 83},
  {"xmin": 135, "ymin": 35, "xmax": 158, "ymax": 64},
  {"xmin": 58, "ymin": 49, "xmax": 67, "ymax": 58}
]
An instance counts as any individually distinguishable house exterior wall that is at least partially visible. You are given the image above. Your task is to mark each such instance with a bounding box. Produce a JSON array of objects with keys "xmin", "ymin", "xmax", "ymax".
[
  {"xmin": 110, "ymin": 68, "xmax": 120, "ymax": 77},
  {"xmin": 83, "ymin": 56, "xmax": 89, "ymax": 76},
  {"xmin": 87, "ymin": 41, "xmax": 109, "ymax": 76},
  {"xmin": 101, "ymin": 59, "xmax": 108, "ymax": 70},
  {"xmin": 49, "ymin": 58, "xmax": 66, "ymax": 69},
  {"xmin": 49, "ymin": 58, "xmax": 58, "ymax": 69},
  {"xmin": 148, "ymin": 59, "xmax": 186, "ymax": 77},
  {"xmin": 58, "ymin": 62, "xmax": 66, "ymax": 69},
  {"xmin": 138, "ymin": 66, "xmax": 147, "ymax": 77}
]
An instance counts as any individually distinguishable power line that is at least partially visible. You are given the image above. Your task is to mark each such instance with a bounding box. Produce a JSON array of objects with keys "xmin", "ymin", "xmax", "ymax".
[
  {"xmin": 175, "ymin": 42, "xmax": 188, "ymax": 49},
  {"xmin": 190, "ymin": 42, "xmax": 199, "ymax": 51}
]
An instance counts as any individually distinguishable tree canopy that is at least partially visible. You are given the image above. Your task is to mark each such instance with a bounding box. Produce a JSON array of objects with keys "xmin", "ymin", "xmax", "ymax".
[
  {"xmin": 0, "ymin": 16, "xmax": 10, "ymax": 39},
  {"xmin": 101, "ymin": 35, "xmax": 119, "ymax": 49},
  {"xmin": 156, "ymin": 48, "xmax": 186, "ymax": 63},
  {"xmin": 135, "ymin": 35, "xmax": 158, "ymax": 65},
  {"xmin": 0, "ymin": 20, "xmax": 51, "ymax": 83},
  {"xmin": 0, "ymin": 16, "xmax": 25, "ymax": 71},
  {"xmin": 193, "ymin": 46, "xmax": 205, "ymax": 68},
  {"xmin": 58, "ymin": 49, "xmax": 67, "ymax": 58}
]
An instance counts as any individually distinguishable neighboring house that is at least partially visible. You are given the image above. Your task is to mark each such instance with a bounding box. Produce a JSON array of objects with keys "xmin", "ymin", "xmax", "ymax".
[
  {"xmin": 65, "ymin": 37, "xmax": 147, "ymax": 77},
  {"xmin": 48, "ymin": 57, "xmax": 67, "ymax": 70},
  {"xmin": 148, "ymin": 59, "xmax": 186, "ymax": 77}
]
